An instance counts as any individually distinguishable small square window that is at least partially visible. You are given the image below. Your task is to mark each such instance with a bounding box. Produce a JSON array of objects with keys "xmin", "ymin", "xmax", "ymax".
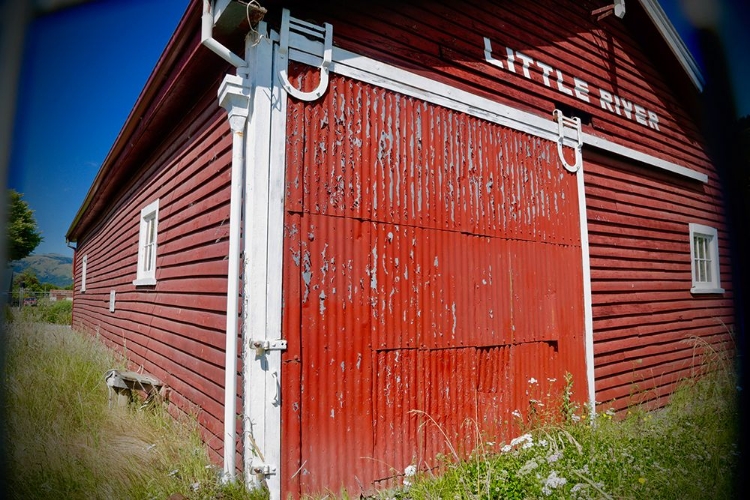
[
  {"xmin": 81, "ymin": 254, "xmax": 87, "ymax": 293},
  {"xmin": 689, "ymin": 223, "xmax": 724, "ymax": 294},
  {"xmin": 133, "ymin": 199, "xmax": 159, "ymax": 286}
]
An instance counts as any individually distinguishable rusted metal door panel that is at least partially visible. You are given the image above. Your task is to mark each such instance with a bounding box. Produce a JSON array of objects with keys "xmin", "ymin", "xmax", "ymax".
[{"xmin": 281, "ymin": 70, "xmax": 586, "ymax": 497}]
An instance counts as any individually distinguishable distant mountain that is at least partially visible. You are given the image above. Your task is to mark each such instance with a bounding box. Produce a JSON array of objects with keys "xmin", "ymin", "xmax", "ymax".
[{"xmin": 10, "ymin": 253, "xmax": 73, "ymax": 288}]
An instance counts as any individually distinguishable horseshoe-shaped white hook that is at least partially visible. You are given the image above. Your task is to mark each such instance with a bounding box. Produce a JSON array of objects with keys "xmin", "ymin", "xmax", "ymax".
[
  {"xmin": 553, "ymin": 109, "xmax": 583, "ymax": 173},
  {"xmin": 278, "ymin": 9, "xmax": 333, "ymax": 102}
]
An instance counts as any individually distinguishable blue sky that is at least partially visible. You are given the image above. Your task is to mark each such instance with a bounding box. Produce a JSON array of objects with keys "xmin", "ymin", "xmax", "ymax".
[
  {"xmin": 7, "ymin": 0, "xmax": 750, "ymax": 258},
  {"xmin": 7, "ymin": 0, "xmax": 187, "ymax": 257}
]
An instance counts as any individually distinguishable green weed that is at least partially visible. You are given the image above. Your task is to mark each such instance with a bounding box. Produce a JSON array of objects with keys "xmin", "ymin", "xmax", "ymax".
[
  {"xmin": 398, "ymin": 362, "xmax": 739, "ymax": 500},
  {"xmin": 7, "ymin": 298, "xmax": 73, "ymax": 324}
]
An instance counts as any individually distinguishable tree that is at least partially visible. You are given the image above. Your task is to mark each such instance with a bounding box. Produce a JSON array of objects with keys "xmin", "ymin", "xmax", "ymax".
[
  {"xmin": 6, "ymin": 189, "xmax": 42, "ymax": 262},
  {"xmin": 12, "ymin": 269, "xmax": 42, "ymax": 294}
]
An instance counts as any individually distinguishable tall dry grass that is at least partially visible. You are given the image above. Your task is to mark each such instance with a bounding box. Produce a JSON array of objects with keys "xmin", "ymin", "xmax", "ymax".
[{"xmin": 2, "ymin": 320, "xmax": 264, "ymax": 499}]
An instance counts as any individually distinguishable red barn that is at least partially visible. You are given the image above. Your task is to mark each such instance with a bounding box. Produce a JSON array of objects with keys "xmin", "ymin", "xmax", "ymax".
[{"xmin": 66, "ymin": 0, "xmax": 736, "ymax": 497}]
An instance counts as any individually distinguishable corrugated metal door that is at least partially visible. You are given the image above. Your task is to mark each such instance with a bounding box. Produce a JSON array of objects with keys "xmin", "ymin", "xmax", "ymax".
[{"xmin": 281, "ymin": 69, "xmax": 587, "ymax": 496}]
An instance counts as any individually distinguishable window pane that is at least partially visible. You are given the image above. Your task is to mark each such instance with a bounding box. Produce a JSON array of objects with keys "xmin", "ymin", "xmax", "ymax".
[
  {"xmin": 144, "ymin": 244, "xmax": 151, "ymax": 272},
  {"xmin": 693, "ymin": 258, "xmax": 700, "ymax": 281},
  {"xmin": 693, "ymin": 235, "xmax": 700, "ymax": 264},
  {"xmin": 147, "ymin": 217, "xmax": 156, "ymax": 244}
]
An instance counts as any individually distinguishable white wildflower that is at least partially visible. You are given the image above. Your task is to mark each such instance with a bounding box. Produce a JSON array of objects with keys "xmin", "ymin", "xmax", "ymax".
[
  {"xmin": 510, "ymin": 433, "xmax": 532, "ymax": 447},
  {"xmin": 547, "ymin": 451, "xmax": 562, "ymax": 463},
  {"xmin": 518, "ymin": 458, "xmax": 538, "ymax": 475},
  {"xmin": 548, "ymin": 378, "xmax": 557, "ymax": 383},
  {"xmin": 501, "ymin": 444, "xmax": 512, "ymax": 453},
  {"xmin": 539, "ymin": 439, "xmax": 548, "ymax": 447},
  {"xmin": 512, "ymin": 409, "xmax": 522, "ymax": 419},
  {"xmin": 571, "ymin": 414, "xmax": 581, "ymax": 422},
  {"xmin": 403, "ymin": 464, "xmax": 417, "ymax": 487},
  {"xmin": 529, "ymin": 377, "xmax": 538, "ymax": 384},
  {"xmin": 541, "ymin": 470, "xmax": 567, "ymax": 496},
  {"xmin": 522, "ymin": 440, "xmax": 534, "ymax": 450},
  {"xmin": 571, "ymin": 483, "xmax": 585, "ymax": 493}
]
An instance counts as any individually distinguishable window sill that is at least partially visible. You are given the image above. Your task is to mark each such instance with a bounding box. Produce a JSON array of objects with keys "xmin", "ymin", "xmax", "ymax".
[
  {"xmin": 690, "ymin": 287, "xmax": 725, "ymax": 295},
  {"xmin": 133, "ymin": 278, "xmax": 157, "ymax": 287}
]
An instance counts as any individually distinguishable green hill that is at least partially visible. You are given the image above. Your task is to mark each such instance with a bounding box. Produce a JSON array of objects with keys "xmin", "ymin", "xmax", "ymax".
[{"xmin": 10, "ymin": 253, "xmax": 73, "ymax": 288}]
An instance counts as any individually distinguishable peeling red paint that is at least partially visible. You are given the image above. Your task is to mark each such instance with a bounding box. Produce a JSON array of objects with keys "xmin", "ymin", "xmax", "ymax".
[{"xmin": 281, "ymin": 70, "xmax": 587, "ymax": 497}]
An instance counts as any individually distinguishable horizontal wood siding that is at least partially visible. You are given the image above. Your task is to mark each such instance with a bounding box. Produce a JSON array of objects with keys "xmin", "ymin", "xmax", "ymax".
[
  {"xmin": 71, "ymin": 88, "xmax": 236, "ymax": 462},
  {"xmin": 585, "ymin": 151, "xmax": 734, "ymax": 412}
]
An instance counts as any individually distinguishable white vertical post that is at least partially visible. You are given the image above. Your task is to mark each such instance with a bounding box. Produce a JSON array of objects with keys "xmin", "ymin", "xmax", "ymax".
[
  {"xmin": 261, "ymin": 36, "xmax": 290, "ymax": 500},
  {"xmin": 576, "ymin": 167, "xmax": 596, "ymax": 417},
  {"xmin": 241, "ymin": 22, "xmax": 280, "ymax": 497}
]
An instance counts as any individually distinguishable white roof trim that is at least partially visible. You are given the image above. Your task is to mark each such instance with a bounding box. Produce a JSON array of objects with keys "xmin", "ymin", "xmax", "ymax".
[{"xmin": 638, "ymin": 0, "xmax": 705, "ymax": 91}]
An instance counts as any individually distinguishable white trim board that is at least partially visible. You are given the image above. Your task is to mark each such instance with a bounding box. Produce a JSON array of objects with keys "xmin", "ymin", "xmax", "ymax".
[
  {"xmin": 282, "ymin": 31, "xmax": 708, "ymax": 184},
  {"xmin": 637, "ymin": 0, "xmax": 704, "ymax": 92},
  {"xmin": 576, "ymin": 167, "xmax": 596, "ymax": 415}
]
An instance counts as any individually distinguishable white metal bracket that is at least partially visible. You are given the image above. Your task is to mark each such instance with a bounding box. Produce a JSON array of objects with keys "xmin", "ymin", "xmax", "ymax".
[
  {"xmin": 553, "ymin": 109, "xmax": 583, "ymax": 173},
  {"xmin": 251, "ymin": 339, "xmax": 288, "ymax": 354},
  {"xmin": 592, "ymin": 0, "xmax": 626, "ymax": 20},
  {"xmin": 252, "ymin": 463, "xmax": 278, "ymax": 477},
  {"xmin": 278, "ymin": 8, "xmax": 333, "ymax": 101}
]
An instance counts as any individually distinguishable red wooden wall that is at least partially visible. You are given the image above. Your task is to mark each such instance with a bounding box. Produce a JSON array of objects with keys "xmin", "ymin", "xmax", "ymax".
[
  {"xmin": 585, "ymin": 151, "xmax": 734, "ymax": 412},
  {"xmin": 280, "ymin": 71, "xmax": 588, "ymax": 496},
  {"xmin": 71, "ymin": 86, "xmax": 239, "ymax": 463}
]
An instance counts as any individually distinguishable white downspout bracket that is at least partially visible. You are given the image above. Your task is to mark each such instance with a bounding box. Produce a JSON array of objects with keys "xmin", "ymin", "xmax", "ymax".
[
  {"xmin": 219, "ymin": 76, "xmax": 251, "ymax": 131},
  {"xmin": 278, "ymin": 8, "xmax": 332, "ymax": 101},
  {"xmin": 554, "ymin": 109, "xmax": 583, "ymax": 173}
]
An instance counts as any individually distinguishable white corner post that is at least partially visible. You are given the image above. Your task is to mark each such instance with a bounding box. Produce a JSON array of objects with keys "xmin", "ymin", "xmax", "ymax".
[
  {"xmin": 218, "ymin": 74, "xmax": 251, "ymax": 482},
  {"xmin": 242, "ymin": 12, "xmax": 331, "ymax": 499},
  {"xmin": 241, "ymin": 22, "xmax": 285, "ymax": 499}
]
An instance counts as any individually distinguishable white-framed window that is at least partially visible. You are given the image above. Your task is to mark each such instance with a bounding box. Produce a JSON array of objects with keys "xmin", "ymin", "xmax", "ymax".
[
  {"xmin": 689, "ymin": 223, "xmax": 724, "ymax": 294},
  {"xmin": 81, "ymin": 254, "xmax": 87, "ymax": 292},
  {"xmin": 133, "ymin": 199, "xmax": 159, "ymax": 286}
]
